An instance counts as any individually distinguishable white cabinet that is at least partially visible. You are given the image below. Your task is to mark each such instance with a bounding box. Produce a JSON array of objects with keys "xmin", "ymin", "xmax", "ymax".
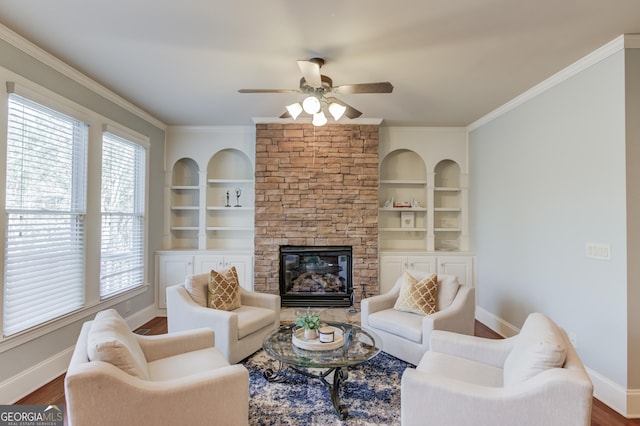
[
  {"xmin": 156, "ymin": 251, "xmax": 254, "ymax": 308},
  {"xmin": 379, "ymin": 253, "xmax": 474, "ymax": 294},
  {"xmin": 156, "ymin": 254, "xmax": 194, "ymax": 308}
]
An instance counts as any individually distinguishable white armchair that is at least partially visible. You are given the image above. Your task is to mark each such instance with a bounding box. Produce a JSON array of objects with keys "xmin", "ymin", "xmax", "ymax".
[
  {"xmin": 401, "ymin": 313, "xmax": 593, "ymax": 426},
  {"xmin": 166, "ymin": 273, "xmax": 280, "ymax": 364},
  {"xmin": 65, "ymin": 309, "xmax": 249, "ymax": 426},
  {"xmin": 361, "ymin": 272, "xmax": 475, "ymax": 365}
]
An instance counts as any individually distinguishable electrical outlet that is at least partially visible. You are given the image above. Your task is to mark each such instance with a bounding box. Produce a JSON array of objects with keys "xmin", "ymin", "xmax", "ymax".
[
  {"xmin": 568, "ymin": 331, "xmax": 578, "ymax": 349},
  {"xmin": 125, "ymin": 301, "xmax": 132, "ymax": 313}
]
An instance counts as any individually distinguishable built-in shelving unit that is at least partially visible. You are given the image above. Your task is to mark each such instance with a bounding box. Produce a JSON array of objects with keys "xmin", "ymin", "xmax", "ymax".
[{"xmin": 169, "ymin": 158, "xmax": 200, "ymax": 249}]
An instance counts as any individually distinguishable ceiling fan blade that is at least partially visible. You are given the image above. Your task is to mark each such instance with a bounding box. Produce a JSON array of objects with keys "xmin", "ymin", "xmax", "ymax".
[
  {"xmin": 238, "ymin": 89, "xmax": 300, "ymax": 93},
  {"xmin": 297, "ymin": 59, "xmax": 322, "ymax": 88},
  {"xmin": 332, "ymin": 82, "xmax": 394, "ymax": 94},
  {"xmin": 325, "ymin": 97, "xmax": 362, "ymax": 119}
]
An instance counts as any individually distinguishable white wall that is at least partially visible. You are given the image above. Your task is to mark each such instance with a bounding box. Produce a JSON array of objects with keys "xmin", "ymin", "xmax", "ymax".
[{"xmin": 469, "ymin": 47, "xmax": 629, "ymax": 395}]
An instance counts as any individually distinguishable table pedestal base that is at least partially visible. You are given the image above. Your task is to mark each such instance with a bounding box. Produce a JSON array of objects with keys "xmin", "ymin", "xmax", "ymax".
[{"xmin": 264, "ymin": 360, "xmax": 349, "ymax": 420}]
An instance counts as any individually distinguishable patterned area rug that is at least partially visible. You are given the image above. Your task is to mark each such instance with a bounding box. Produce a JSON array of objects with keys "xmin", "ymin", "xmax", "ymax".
[{"xmin": 243, "ymin": 350, "xmax": 412, "ymax": 425}]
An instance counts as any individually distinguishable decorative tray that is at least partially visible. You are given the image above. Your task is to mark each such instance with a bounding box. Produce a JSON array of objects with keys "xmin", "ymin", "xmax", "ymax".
[{"xmin": 292, "ymin": 326, "xmax": 345, "ymax": 351}]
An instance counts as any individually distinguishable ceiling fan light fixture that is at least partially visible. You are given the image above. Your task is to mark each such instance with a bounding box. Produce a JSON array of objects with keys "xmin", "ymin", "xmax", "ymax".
[
  {"xmin": 328, "ymin": 102, "xmax": 346, "ymax": 121},
  {"xmin": 302, "ymin": 96, "xmax": 321, "ymax": 114},
  {"xmin": 285, "ymin": 102, "xmax": 303, "ymax": 120},
  {"xmin": 312, "ymin": 111, "xmax": 328, "ymax": 126}
]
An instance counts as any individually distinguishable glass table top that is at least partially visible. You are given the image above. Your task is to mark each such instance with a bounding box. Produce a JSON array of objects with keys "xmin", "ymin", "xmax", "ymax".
[{"xmin": 263, "ymin": 321, "xmax": 381, "ymax": 369}]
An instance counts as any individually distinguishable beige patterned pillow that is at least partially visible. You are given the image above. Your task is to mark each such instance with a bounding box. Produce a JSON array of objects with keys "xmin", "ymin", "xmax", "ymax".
[
  {"xmin": 393, "ymin": 271, "xmax": 438, "ymax": 316},
  {"xmin": 207, "ymin": 266, "xmax": 241, "ymax": 311}
]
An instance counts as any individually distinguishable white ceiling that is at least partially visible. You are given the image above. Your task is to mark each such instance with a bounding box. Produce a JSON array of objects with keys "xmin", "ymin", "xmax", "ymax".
[{"xmin": 0, "ymin": 0, "xmax": 639, "ymax": 127}]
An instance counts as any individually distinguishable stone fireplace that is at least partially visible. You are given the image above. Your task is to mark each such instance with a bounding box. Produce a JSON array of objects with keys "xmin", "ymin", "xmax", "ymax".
[{"xmin": 253, "ymin": 123, "xmax": 379, "ymax": 306}]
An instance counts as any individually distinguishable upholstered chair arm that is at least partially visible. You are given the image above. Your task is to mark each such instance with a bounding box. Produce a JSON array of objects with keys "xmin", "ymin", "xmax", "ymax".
[
  {"xmin": 401, "ymin": 366, "xmax": 592, "ymax": 426},
  {"xmin": 65, "ymin": 361, "xmax": 249, "ymax": 426},
  {"xmin": 422, "ymin": 285, "xmax": 476, "ymax": 337},
  {"xmin": 137, "ymin": 328, "xmax": 215, "ymax": 362},
  {"xmin": 429, "ymin": 330, "xmax": 516, "ymax": 368},
  {"xmin": 239, "ymin": 287, "xmax": 280, "ymax": 312},
  {"xmin": 360, "ymin": 280, "xmax": 401, "ymax": 325}
]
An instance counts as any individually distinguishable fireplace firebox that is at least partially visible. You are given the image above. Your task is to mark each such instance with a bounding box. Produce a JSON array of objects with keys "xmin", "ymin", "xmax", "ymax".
[{"xmin": 279, "ymin": 245, "xmax": 353, "ymax": 307}]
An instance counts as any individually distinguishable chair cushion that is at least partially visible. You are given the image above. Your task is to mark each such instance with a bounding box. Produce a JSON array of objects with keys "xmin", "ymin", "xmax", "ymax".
[
  {"xmin": 147, "ymin": 347, "xmax": 230, "ymax": 381},
  {"xmin": 87, "ymin": 309, "xmax": 149, "ymax": 379},
  {"xmin": 394, "ymin": 271, "xmax": 438, "ymax": 316},
  {"xmin": 184, "ymin": 273, "xmax": 209, "ymax": 307},
  {"xmin": 416, "ymin": 351, "xmax": 503, "ymax": 387},
  {"xmin": 208, "ymin": 266, "xmax": 242, "ymax": 311},
  {"xmin": 503, "ymin": 313, "xmax": 567, "ymax": 386},
  {"xmin": 437, "ymin": 275, "xmax": 460, "ymax": 311},
  {"xmin": 234, "ymin": 305, "xmax": 278, "ymax": 339},
  {"xmin": 368, "ymin": 309, "xmax": 424, "ymax": 343}
]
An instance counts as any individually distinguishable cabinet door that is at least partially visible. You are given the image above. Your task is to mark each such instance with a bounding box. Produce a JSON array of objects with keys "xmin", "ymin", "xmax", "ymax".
[
  {"xmin": 157, "ymin": 255, "xmax": 194, "ymax": 308},
  {"xmin": 193, "ymin": 255, "xmax": 224, "ymax": 273},
  {"xmin": 437, "ymin": 256, "xmax": 473, "ymax": 286},
  {"xmin": 379, "ymin": 255, "xmax": 407, "ymax": 294},
  {"xmin": 406, "ymin": 256, "xmax": 437, "ymax": 275},
  {"xmin": 224, "ymin": 255, "xmax": 254, "ymax": 291}
]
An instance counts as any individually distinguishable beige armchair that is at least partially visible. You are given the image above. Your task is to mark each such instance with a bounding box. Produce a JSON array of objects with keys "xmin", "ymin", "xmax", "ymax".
[
  {"xmin": 166, "ymin": 273, "xmax": 280, "ymax": 364},
  {"xmin": 65, "ymin": 309, "xmax": 249, "ymax": 426},
  {"xmin": 401, "ymin": 313, "xmax": 593, "ymax": 426},
  {"xmin": 361, "ymin": 272, "xmax": 475, "ymax": 365}
]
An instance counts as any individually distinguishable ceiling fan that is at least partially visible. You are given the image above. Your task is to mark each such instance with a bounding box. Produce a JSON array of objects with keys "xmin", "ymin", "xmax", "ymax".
[{"xmin": 238, "ymin": 58, "xmax": 393, "ymax": 125}]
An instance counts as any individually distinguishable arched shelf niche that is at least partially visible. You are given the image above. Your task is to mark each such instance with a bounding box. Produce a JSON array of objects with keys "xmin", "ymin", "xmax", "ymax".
[
  {"xmin": 170, "ymin": 157, "xmax": 200, "ymax": 249},
  {"xmin": 433, "ymin": 159, "xmax": 462, "ymax": 251},
  {"xmin": 205, "ymin": 148, "xmax": 254, "ymax": 250},
  {"xmin": 379, "ymin": 149, "xmax": 428, "ymax": 251}
]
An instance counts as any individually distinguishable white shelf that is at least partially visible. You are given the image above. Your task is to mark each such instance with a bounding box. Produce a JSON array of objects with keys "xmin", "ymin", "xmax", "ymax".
[
  {"xmin": 171, "ymin": 206, "xmax": 199, "ymax": 210},
  {"xmin": 380, "ymin": 179, "xmax": 427, "ymax": 185},
  {"xmin": 171, "ymin": 226, "xmax": 199, "ymax": 231},
  {"xmin": 206, "ymin": 226, "xmax": 254, "ymax": 231},
  {"xmin": 171, "ymin": 185, "xmax": 199, "ymax": 190},
  {"xmin": 434, "ymin": 228, "xmax": 461, "ymax": 232},
  {"xmin": 380, "ymin": 228, "xmax": 427, "ymax": 232},
  {"xmin": 208, "ymin": 179, "xmax": 254, "ymax": 184},
  {"xmin": 379, "ymin": 207, "xmax": 427, "ymax": 212},
  {"xmin": 434, "ymin": 187, "xmax": 461, "ymax": 192},
  {"xmin": 434, "ymin": 207, "xmax": 461, "ymax": 212},
  {"xmin": 207, "ymin": 206, "xmax": 254, "ymax": 211}
]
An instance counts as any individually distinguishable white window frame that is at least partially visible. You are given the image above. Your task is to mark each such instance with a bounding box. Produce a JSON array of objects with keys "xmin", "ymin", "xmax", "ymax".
[
  {"xmin": 100, "ymin": 123, "xmax": 149, "ymax": 299},
  {"xmin": 0, "ymin": 76, "xmax": 150, "ymax": 351}
]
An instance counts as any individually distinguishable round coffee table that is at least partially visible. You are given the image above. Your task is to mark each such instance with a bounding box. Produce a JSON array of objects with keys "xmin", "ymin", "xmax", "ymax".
[{"xmin": 262, "ymin": 321, "xmax": 381, "ymax": 420}]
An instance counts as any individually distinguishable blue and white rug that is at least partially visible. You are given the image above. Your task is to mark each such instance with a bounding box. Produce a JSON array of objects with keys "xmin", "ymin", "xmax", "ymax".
[{"xmin": 243, "ymin": 350, "xmax": 412, "ymax": 425}]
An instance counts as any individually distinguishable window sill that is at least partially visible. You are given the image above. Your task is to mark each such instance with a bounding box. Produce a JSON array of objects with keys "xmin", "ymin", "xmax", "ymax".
[{"xmin": 0, "ymin": 283, "xmax": 150, "ymax": 354}]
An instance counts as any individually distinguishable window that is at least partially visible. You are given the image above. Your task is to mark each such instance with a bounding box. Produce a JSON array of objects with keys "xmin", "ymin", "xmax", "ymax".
[
  {"xmin": 100, "ymin": 131, "xmax": 146, "ymax": 298},
  {"xmin": 3, "ymin": 93, "xmax": 88, "ymax": 336}
]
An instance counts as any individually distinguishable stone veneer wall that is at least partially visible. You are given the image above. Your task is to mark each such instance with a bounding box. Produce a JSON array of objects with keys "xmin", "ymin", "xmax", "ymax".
[{"xmin": 254, "ymin": 123, "xmax": 379, "ymax": 303}]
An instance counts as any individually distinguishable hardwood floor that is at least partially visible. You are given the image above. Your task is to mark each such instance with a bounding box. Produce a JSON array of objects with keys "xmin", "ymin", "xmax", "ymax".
[{"xmin": 16, "ymin": 317, "xmax": 640, "ymax": 425}]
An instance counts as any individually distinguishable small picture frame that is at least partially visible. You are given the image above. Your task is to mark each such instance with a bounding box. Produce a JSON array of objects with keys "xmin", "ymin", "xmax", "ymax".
[{"xmin": 401, "ymin": 211, "xmax": 415, "ymax": 228}]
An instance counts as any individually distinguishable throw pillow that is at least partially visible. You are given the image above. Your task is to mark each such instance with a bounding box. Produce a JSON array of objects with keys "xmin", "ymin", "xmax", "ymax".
[
  {"xmin": 437, "ymin": 275, "xmax": 460, "ymax": 311},
  {"xmin": 393, "ymin": 271, "xmax": 438, "ymax": 316},
  {"xmin": 502, "ymin": 313, "xmax": 567, "ymax": 386},
  {"xmin": 208, "ymin": 266, "xmax": 242, "ymax": 311},
  {"xmin": 87, "ymin": 309, "xmax": 149, "ymax": 379},
  {"xmin": 184, "ymin": 273, "xmax": 209, "ymax": 307}
]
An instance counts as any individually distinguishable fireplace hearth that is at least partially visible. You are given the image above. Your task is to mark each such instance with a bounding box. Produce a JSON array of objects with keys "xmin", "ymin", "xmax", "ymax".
[{"xmin": 279, "ymin": 245, "xmax": 353, "ymax": 307}]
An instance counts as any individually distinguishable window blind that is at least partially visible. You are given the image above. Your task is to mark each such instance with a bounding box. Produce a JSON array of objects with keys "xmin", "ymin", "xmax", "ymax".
[
  {"xmin": 100, "ymin": 132, "xmax": 146, "ymax": 298},
  {"xmin": 3, "ymin": 94, "xmax": 87, "ymax": 336}
]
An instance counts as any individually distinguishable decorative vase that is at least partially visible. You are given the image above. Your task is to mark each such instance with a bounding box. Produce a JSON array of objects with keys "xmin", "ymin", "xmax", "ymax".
[{"xmin": 303, "ymin": 328, "xmax": 318, "ymax": 340}]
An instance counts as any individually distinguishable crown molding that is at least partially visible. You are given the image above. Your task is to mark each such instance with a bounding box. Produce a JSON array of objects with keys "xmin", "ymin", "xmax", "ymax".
[
  {"xmin": 467, "ymin": 34, "xmax": 633, "ymax": 132},
  {"xmin": 0, "ymin": 23, "xmax": 166, "ymax": 130}
]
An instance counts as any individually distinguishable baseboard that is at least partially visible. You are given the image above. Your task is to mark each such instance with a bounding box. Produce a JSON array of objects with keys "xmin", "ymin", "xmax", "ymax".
[
  {"xmin": 0, "ymin": 346, "xmax": 73, "ymax": 404},
  {"xmin": 0, "ymin": 304, "xmax": 156, "ymax": 404},
  {"xmin": 475, "ymin": 306, "xmax": 519, "ymax": 338},
  {"xmin": 476, "ymin": 306, "xmax": 640, "ymax": 418}
]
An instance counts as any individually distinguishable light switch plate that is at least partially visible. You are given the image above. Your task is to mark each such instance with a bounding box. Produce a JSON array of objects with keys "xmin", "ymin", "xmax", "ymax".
[{"xmin": 586, "ymin": 242, "xmax": 611, "ymax": 260}]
